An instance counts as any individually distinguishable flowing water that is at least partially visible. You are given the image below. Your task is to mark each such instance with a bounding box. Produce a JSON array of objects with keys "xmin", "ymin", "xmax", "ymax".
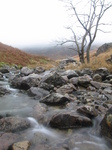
[{"xmin": 0, "ymin": 77, "xmax": 112, "ymax": 150}]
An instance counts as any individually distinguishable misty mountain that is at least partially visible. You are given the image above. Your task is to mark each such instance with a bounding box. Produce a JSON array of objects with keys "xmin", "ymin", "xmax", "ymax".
[{"xmin": 22, "ymin": 44, "xmax": 99, "ymax": 60}]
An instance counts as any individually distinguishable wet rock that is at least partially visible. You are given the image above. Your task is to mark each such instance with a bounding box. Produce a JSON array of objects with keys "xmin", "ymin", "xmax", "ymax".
[
  {"xmin": 93, "ymin": 74, "xmax": 102, "ymax": 82},
  {"xmin": 0, "ymin": 68, "xmax": 9, "ymax": 73},
  {"xmin": 49, "ymin": 112, "xmax": 93, "ymax": 129},
  {"xmin": 78, "ymin": 75, "xmax": 92, "ymax": 87},
  {"xmin": 56, "ymin": 83, "xmax": 76, "ymax": 95},
  {"xmin": 0, "ymin": 133, "xmax": 19, "ymax": 150},
  {"xmin": 0, "ymin": 117, "xmax": 30, "ymax": 132},
  {"xmin": 20, "ymin": 66, "xmax": 34, "ymax": 76},
  {"xmin": 34, "ymin": 66, "xmax": 45, "ymax": 74},
  {"xmin": 90, "ymin": 81, "xmax": 112, "ymax": 89},
  {"xmin": 100, "ymin": 107, "xmax": 112, "ymax": 139},
  {"xmin": 0, "ymin": 87, "xmax": 11, "ymax": 96},
  {"xmin": 10, "ymin": 141, "xmax": 30, "ymax": 150},
  {"xmin": 41, "ymin": 72, "xmax": 66, "ymax": 87},
  {"xmin": 27, "ymin": 87, "xmax": 50, "ymax": 100},
  {"xmin": 10, "ymin": 74, "xmax": 40, "ymax": 90},
  {"xmin": 77, "ymin": 106, "xmax": 98, "ymax": 119},
  {"xmin": 33, "ymin": 103, "xmax": 48, "ymax": 123},
  {"xmin": 40, "ymin": 93, "xmax": 71, "ymax": 106}
]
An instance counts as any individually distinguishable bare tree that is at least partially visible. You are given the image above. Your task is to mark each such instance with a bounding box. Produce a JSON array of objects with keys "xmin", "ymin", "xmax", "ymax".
[{"xmin": 59, "ymin": 0, "xmax": 112, "ymax": 63}]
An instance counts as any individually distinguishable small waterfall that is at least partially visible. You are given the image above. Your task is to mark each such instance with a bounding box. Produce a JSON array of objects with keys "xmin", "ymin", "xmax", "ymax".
[{"xmin": 27, "ymin": 117, "xmax": 58, "ymax": 138}]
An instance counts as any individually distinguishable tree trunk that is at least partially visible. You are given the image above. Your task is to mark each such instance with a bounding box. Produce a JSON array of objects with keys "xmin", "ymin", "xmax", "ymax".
[
  {"xmin": 79, "ymin": 50, "xmax": 85, "ymax": 63},
  {"xmin": 86, "ymin": 44, "xmax": 91, "ymax": 63}
]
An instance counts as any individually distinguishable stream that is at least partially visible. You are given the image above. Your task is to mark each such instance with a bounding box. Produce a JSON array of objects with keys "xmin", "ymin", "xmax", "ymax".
[{"xmin": 0, "ymin": 76, "xmax": 112, "ymax": 150}]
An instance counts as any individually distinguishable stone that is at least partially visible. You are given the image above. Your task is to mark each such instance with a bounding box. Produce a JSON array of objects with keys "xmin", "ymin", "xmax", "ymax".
[
  {"xmin": 0, "ymin": 87, "xmax": 11, "ymax": 96},
  {"xmin": 78, "ymin": 75, "xmax": 92, "ymax": 87},
  {"xmin": 70, "ymin": 77, "xmax": 79, "ymax": 86},
  {"xmin": 77, "ymin": 106, "xmax": 98, "ymax": 119},
  {"xmin": 0, "ymin": 117, "xmax": 30, "ymax": 132},
  {"xmin": 100, "ymin": 107, "xmax": 112, "ymax": 139},
  {"xmin": 20, "ymin": 66, "xmax": 34, "ymax": 76},
  {"xmin": 27, "ymin": 87, "xmax": 50, "ymax": 100},
  {"xmin": 10, "ymin": 74, "xmax": 40, "ymax": 90},
  {"xmin": 11, "ymin": 141, "xmax": 30, "ymax": 150},
  {"xmin": 90, "ymin": 81, "xmax": 112, "ymax": 89},
  {"xmin": 40, "ymin": 92, "xmax": 71, "ymax": 106},
  {"xmin": 60, "ymin": 70, "xmax": 78, "ymax": 79},
  {"xmin": 49, "ymin": 112, "xmax": 93, "ymax": 129},
  {"xmin": 41, "ymin": 72, "xmax": 66, "ymax": 87},
  {"xmin": 56, "ymin": 83, "xmax": 76, "ymax": 95},
  {"xmin": 93, "ymin": 74, "xmax": 102, "ymax": 82},
  {"xmin": 0, "ymin": 68, "xmax": 9, "ymax": 73},
  {"xmin": 34, "ymin": 67, "xmax": 45, "ymax": 74},
  {"xmin": 94, "ymin": 68, "xmax": 109, "ymax": 80},
  {"xmin": 81, "ymin": 68, "xmax": 93, "ymax": 76}
]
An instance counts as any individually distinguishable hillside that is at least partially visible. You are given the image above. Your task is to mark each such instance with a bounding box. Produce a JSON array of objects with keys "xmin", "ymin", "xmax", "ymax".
[{"xmin": 0, "ymin": 42, "xmax": 56, "ymax": 68}]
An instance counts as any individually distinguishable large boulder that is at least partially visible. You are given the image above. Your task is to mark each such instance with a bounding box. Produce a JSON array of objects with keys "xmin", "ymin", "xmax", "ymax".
[
  {"xmin": 100, "ymin": 107, "xmax": 112, "ymax": 139},
  {"xmin": 0, "ymin": 117, "xmax": 30, "ymax": 132},
  {"xmin": 10, "ymin": 74, "xmax": 40, "ymax": 90},
  {"xmin": 9, "ymin": 141, "xmax": 30, "ymax": 150},
  {"xmin": 41, "ymin": 72, "xmax": 67, "ymax": 87},
  {"xmin": 78, "ymin": 75, "xmax": 92, "ymax": 88},
  {"xmin": 40, "ymin": 93, "xmax": 71, "ymax": 106},
  {"xmin": 27, "ymin": 87, "xmax": 50, "ymax": 100},
  {"xmin": 20, "ymin": 67, "xmax": 34, "ymax": 76},
  {"xmin": 90, "ymin": 81, "xmax": 112, "ymax": 89},
  {"xmin": 96, "ymin": 43, "xmax": 112, "ymax": 56},
  {"xmin": 49, "ymin": 112, "xmax": 93, "ymax": 129}
]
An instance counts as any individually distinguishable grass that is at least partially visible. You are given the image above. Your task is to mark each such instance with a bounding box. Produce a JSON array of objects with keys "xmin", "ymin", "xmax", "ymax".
[
  {"xmin": 65, "ymin": 49, "xmax": 112, "ymax": 73},
  {"xmin": 0, "ymin": 42, "xmax": 57, "ymax": 69}
]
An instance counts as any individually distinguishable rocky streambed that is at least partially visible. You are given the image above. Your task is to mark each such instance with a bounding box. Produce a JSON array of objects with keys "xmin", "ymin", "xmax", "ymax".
[{"xmin": 0, "ymin": 65, "xmax": 112, "ymax": 150}]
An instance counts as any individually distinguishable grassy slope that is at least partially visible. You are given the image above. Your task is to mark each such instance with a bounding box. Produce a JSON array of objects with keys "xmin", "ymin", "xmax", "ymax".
[
  {"xmin": 0, "ymin": 42, "xmax": 57, "ymax": 69},
  {"xmin": 65, "ymin": 49, "xmax": 112, "ymax": 73}
]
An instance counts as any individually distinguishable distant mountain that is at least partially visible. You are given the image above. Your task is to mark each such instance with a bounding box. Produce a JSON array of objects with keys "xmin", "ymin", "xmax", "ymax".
[
  {"xmin": 0, "ymin": 42, "xmax": 54, "ymax": 67},
  {"xmin": 22, "ymin": 44, "xmax": 100, "ymax": 60}
]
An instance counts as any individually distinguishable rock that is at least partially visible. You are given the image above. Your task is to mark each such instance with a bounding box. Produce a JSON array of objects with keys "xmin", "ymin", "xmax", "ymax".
[
  {"xmin": 106, "ymin": 55, "xmax": 112, "ymax": 64},
  {"xmin": 38, "ymin": 82, "xmax": 54, "ymax": 91},
  {"xmin": 34, "ymin": 67, "xmax": 45, "ymax": 74},
  {"xmin": 0, "ymin": 133, "xmax": 19, "ymax": 150},
  {"xmin": 60, "ymin": 70, "xmax": 78, "ymax": 79},
  {"xmin": 40, "ymin": 93, "xmax": 71, "ymax": 106},
  {"xmin": 27, "ymin": 87, "xmax": 50, "ymax": 100},
  {"xmin": 56, "ymin": 83, "xmax": 76, "ymax": 95},
  {"xmin": 93, "ymin": 74, "xmax": 102, "ymax": 82},
  {"xmin": 49, "ymin": 112, "xmax": 93, "ymax": 129},
  {"xmin": 59, "ymin": 57, "xmax": 77, "ymax": 68},
  {"xmin": 33, "ymin": 103, "xmax": 48, "ymax": 123},
  {"xmin": 78, "ymin": 75, "xmax": 92, "ymax": 87},
  {"xmin": 10, "ymin": 74, "xmax": 40, "ymax": 90},
  {"xmin": 70, "ymin": 77, "xmax": 79, "ymax": 86},
  {"xmin": 0, "ymin": 117, "xmax": 30, "ymax": 132},
  {"xmin": 10, "ymin": 141, "xmax": 30, "ymax": 150},
  {"xmin": 0, "ymin": 87, "xmax": 11, "ymax": 96},
  {"xmin": 94, "ymin": 68, "xmax": 109, "ymax": 80},
  {"xmin": 90, "ymin": 81, "xmax": 112, "ymax": 89},
  {"xmin": 0, "ymin": 68, "xmax": 9, "ymax": 73},
  {"xmin": 77, "ymin": 106, "xmax": 98, "ymax": 119},
  {"xmin": 81, "ymin": 68, "xmax": 93, "ymax": 76},
  {"xmin": 96, "ymin": 43, "xmax": 112, "ymax": 55},
  {"xmin": 41, "ymin": 72, "xmax": 66, "ymax": 87},
  {"xmin": 100, "ymin": 107, "xmax": 112, "ymax": 139},
  {"xmin": 20, "ymin": 66, "xmax": 34, "ymax": 76}
]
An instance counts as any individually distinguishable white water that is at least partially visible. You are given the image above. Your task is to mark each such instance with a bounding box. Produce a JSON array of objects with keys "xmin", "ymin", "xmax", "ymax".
[{"xmin": 28, "ymin": 117, "xmax": 58, "ymax": 138}]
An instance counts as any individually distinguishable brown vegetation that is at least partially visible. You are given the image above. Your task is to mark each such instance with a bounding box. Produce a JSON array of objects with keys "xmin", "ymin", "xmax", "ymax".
[
  {"xmin": 0, "ymin": 42, "xmax": 57, "ymax": 69},
  {"xmin": 65, "ymin": 49, "xmax": 112, "ymax": 73}
]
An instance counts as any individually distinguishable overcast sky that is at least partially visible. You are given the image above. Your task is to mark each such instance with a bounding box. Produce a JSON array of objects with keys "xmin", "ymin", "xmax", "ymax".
[{"xmin": 0, "ymin": 0, "xmax": 112, "ymax": 48}]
